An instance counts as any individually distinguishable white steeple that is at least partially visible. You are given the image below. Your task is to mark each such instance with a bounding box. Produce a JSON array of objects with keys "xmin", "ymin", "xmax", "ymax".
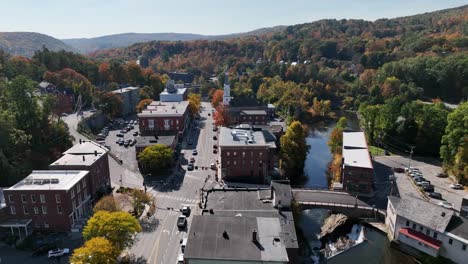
[{"xmin": 223, "ymin": 70, "xmax": 231, "ymax": 106}]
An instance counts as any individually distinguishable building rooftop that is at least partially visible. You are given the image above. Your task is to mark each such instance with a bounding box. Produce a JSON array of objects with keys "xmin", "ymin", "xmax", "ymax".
[
  {"xmin": 445, "ymin": 216, "xmax": 468, "ymax": 240},
  {"xmin": 135, "ymin": 135, "xmax": 176, "ymax": 148},
  {"xmin": 342, "ymin": 148, "xmax": 373, "ymax": 169},
  {"xmin": 138, "ymin": 101, "xmax": 188, "ymax": 117},
  {"xmin": 343, "ymin": 131, "xmax": 368, "ymax": 149},
  {"xmin": 110, "ymin": 86, "xmax": 140, "ymax": 94},
  {"xmin": 219, "ymin": 127, "xmax": 274, "ymax": 148},
  {"xmin": 240, "ymin": 110, "xmax": 267, "ymax": 116},
  {"xmin": 271, "ymin": 181, "xmax": 292, "ymax": 206},
  {"xmin": 389, "ymin": 196, "xmax": 454, "ymax": 233},
  {"xmin": 63, "ymin": 141, "xmax": 108, "ymax": 155},
  {"xmin": 184, "ymin": 215, "xmax": 288, "ymax": 262},
  {"xmin": 6, "ymin": 170, "xmax": 88, "ymax": 191},
  {"xmin": 51, "ymin": 152, "xmax": 104, "ymax": 167}
]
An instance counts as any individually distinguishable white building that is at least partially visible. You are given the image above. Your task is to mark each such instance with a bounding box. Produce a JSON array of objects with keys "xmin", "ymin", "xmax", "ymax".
[
  {"xmin": 223, "ymin": 72, "xmax": 231, "ymax": 106},
  {"xmin": 159, "ymin": 80, "xmax": 187, "ymax": 102},
  {"xmin": 386, "ymin": 196, "xmax": 468, "ymax": 263}
]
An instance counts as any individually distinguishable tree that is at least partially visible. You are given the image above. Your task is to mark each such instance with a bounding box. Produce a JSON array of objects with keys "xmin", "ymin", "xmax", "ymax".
[
  {"xmin": 136, "ymin": 99, "xmax": 153, "ymax": 113},
  {"xmin": 93, "ymin": 195, "xmax": 120, "ymax": 213},
  {"xmin": 83, "ymin": 211, "xmax": 141, "ymax": 251},
  {"xmin": 137, "ymin": 144, "xmax": 174, "ymax": 173},
  {"xmin": 129, "ymin": 189, "xmax": 153, "ymax": 216},
  {"xmin": 70, "ymin": 237, "xmax": 118, "ymax": 264},
  {"xmin": 213, "ymin": 104, "xmax": 230, "ymax": 126},
  {"xmin": 280, "ymin": 121, "xmax": 309, "ymax": 181},
  {"xmin": 440, "ymin": 102, "xmax": 468, "ymax": 182},
  {"xmin": 328, "ymin": 117, "xmax": 348, "ymax": 154},
  {"xmin": 187, "ymin": 94, "xmax": 201, "ymax": 115},
  {"xmin": 211, "ymin": 89, "xmax": 224, "ymax": 108},
  {"xmin": 96, "ymin": 92, "xmax": 123, "ymax": 117}
]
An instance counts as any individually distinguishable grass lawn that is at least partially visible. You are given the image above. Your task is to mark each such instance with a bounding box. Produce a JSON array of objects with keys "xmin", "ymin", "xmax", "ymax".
[{"xmin": 369, "ymin": 145, "xmax": 391, "ymax": 156}]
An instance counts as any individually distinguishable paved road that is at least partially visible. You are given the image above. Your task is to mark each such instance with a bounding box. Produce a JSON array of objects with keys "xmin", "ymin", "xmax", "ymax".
[
  {"xmin": 61, "ymin": 111, "xmax": 93, "ymax": 143},
  {"xmin": 130, "ymin": 102, "xmax": 219, "ymax": 264},
  {"xmin": 292, "ymin": 190, "xmax": 370, "ymax": 207}
]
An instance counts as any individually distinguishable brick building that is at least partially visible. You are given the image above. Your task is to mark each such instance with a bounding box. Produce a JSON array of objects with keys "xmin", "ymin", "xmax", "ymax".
[
  {"xmin": 239, "ymin": 110, "xmax": 267, "ymax": 125},
  {"xmin": 138, "ymin": 101, "xmax": 189, "ymax": 136},
  {"xmin": 110, "ymin": 86, "xmax": 140, "ymax": 116},
  {"xmin": 49, "ymin": 140, "xmax": 111, "ymax": 198},
  {"xmin": 2, "ymin": 170, "xmax": 92, "ymax": 232},
  {"xmin": 341, "ymin": 131, "xmax": 374, "ymax": 194},
  {"xmin": 229, "ymin": 105, "xmax": 276, "ymax": 125},
  {"xmin": 219, "ymin": 128, "xmax": 276, "ymax": 183}
]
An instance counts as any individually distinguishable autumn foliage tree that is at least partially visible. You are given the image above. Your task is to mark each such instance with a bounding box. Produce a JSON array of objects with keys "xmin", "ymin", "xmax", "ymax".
[
  {"xmin": 93, "ymin": 195, "xmax": 120, "ymax": 213},
  {"xmin": 136, "ymin": 98, "xmax": 153, "ymax": 113},
  {"xmin": 328, "ymin": 117, "xmax": 348, "ymax": 155},
  {"xmin": 280, "ymin": 121, "xmax": 309, "ymax": 181},
  {"xmin": 211, "ymin": 89, "xmax": 224, "ymax": 108},
  {"xmin": 213, "ymin": 104, "xmax": 230, "ymax": 126},
  {"xmin": 70, "ymin": 237, "xmax": 118, "ymax": 264},
  {"xmin": 188, "ymin": 93, "xmax": 201, "ymax": 115},
  {"xmin": 95, "ymin": 92, "xmax": 123, "ymax": 117}
]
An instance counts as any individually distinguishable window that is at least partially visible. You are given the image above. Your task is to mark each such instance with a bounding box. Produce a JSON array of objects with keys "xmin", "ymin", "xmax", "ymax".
[
  {"xmin": 55, "ymin": 194, "xmax": 61, "ymax": 203},
  {"xmin": 433, "ymin": 233, "xmax": 438, "ymax": 239},
  {"xmin": 227, "ymin": 152, "xmax": 230, "ymax": 156},
  {"xmin": 242, "ymin": 160, "xmax": 245, "ymax": 166},
  {"xmin": 84, "ymin": 189, "xmax": 88, "ymax": 198},
  {"xmin": 233, "ymin": 161, "xmax": 237, "ymax": 166},
  {"xmin": 72, "ymin": 200, "xmax": 76, "ymax": 211},
  {"xmin": 34, "ymin": 207, "xmax": 39, "ymax": 215},
  {"xmin": 42, "ymin": 205, "xmax": 47, "ymax": 215},
  {"xmin": 82, "ymin": 180, "xmax": 86, "ymax": 188},
  {"xmin": 40, "ymin": 194, "xmax": 46, "ymax": 203},
  {"xmin": 412, "ymin": 223, "xmax": 416, "ymax": 229},
  {"xmin": 78, "ymin": 193, "xmax": 82, "ymax": 202},
  {"xmin": 71, "ymin": 189, "xmax": 75, "ymax": 199},
  {"xmin": 21, "ymin": 194, "xmax": 27, "ymax": 203},
  {"xmin": 44, "ymin": 222, "xmax": 49, "ymax": 228},
  {"xmin": 419, "ymin": 226, "xmax": 423, "ymax": 232},
  {"xmin": 57, "ymin": 205, "xmax": 63, "ymax": 215},
  {"xmin": 77, "ymin": 184, "xmax": 80, "ymax": 193},
  {"xmin": 31, "ymin": 194, "xmax": 36, "ymax": 203},
  {"xmin": 226, "ymin": 161, "xmax": 230, "ymax": 167},
  {"xmin": 23, "ymin": 206, "xmax": 29, "ymax": 215},
  {"xmin": 10, "ymin": 206, "xmax": 16, "ymax": 215},
  {"xmin": 242, "ymin": 152, "xmax": 245, "ymax": 157},
  {"xmin": 406, "ymin": 221, "xmax": 409, "ymax": 227},
  {"xmin": 8, "ymin": 195, "xmax": 13, "ymax": 203},
  {"xmin": 251, "ymin": 160, "xmax": 254, "ymax": 167},
  {"xmin": 449, "ymin": 239, "xmax": 453, "ymax": 245},
  {"xmin": 463, "ymin": 244, "xmax": 467, "ymax": 251},
  {"xmin": 148, "ymin": 119, "xmax": 154, "ymax": 129},
  {"xmin": 233, "ymin": 152, "xmax": 237, "ymax": 156},
  {"xmin": 425, "ymin": 230, "xmax": 430, "ymax": 236}
]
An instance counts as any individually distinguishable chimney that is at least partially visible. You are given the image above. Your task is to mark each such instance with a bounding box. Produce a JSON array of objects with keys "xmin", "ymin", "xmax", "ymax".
[
  {"xmin": 94, "ymin": 150, "xmax": 97, "ymax": 156},
  {"xmin": 252, "ymin": 229, "xmax": 257, "ymax": 242},
  {"xmin": 79, "ymin": 139, "xmax": 82, "ymax": 144},
  {"xmin": 82, "ymin": 156, "xmax": 85, "ymax": 161}
]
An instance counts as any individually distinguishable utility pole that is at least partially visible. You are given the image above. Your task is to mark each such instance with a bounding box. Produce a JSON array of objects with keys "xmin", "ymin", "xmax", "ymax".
[{"xmin": 407, "ymin": 146, "xmax": 414, "ymax": 169}]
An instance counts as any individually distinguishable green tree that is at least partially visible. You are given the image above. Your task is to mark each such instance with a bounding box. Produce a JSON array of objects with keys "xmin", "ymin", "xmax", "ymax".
[
  {"xmin": 83, "ymin": 211, "xmax": 141, "ymax": 251},
  {"xmin": 137, "ymin": 144, "xmax": 174, "ymax": 173},
  {"xmin": 70, "ymin": 237, "xmax": 118, "ymax": 264},
  {"xmin": 129, "ymin": 189, "xmax": 153, "ymax": 216},
  {"xmin": 280, "ymin": 121, "xmax": 309, "ymax": 181},
  {"xmin": 328, "ymin": 117, "xmax": 348, "ymax": 154}
]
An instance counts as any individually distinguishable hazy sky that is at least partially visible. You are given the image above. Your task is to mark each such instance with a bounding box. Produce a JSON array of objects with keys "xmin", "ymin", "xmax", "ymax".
[{"xmin": 0, "ymin": 0, "xmax": 466, "ymax": 39}]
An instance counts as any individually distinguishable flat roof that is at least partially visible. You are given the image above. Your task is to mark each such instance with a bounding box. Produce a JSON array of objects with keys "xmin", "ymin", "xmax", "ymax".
[
  {"xmin": 6, "ymin": 170, "xmax": 88, "ymax": 191},
  {"xmin": 343, "ymin": 131, "xmax": 367, "ymax": 148},
  {"xmin": 445, "ymin": 216, "xmax": 468, "ymax": 240},
  {"xmin": 160, "ymin": 87, "xmax": 187, "ymax": 95},
  {"xmin": 240, "ymin": 110, "xmax": 267, "ymax": 115},
  {"xmin": 110, "ymin": 86, "xmax": 139, "ymax": 94},
  {"xmin": 135, "ymin": 135, "xmax": 176, "ymax": 148},
  {"xmin": 63, "ymin": 141, "xmax": 108, "ymax": 155},
  {"xmin": 219, "ymin": 127, "xmax": 273, "ymax": 147},
  {"xmin": 342, "ymin": 148, "xmax": 373, "ymax": 169},
  {"xmin": 138, "ymin": 101, "xmax": 188, "ymax": 117},
  {"xmin": 389, "ymin": 196, "xmax": 454, "ymax": 233},
  {"xmin": 51, "ymin": 152, "xmax": 104, "ymax": 166},
  {"xmin": 184, "ymin": 215, "xmax": 288, "ymax": 262}
]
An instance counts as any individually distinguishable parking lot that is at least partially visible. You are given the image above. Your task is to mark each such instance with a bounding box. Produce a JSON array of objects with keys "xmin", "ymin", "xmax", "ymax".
[{"xmin": 374, "ymin": 156, "xmax": 467, "ymax": 211}]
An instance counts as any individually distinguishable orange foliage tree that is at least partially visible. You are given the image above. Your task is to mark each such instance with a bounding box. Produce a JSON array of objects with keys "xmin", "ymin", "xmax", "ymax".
[
  {"xmin": 136, "ymin": 99, "xmax": 153, "ymax": 113},
  {"xmin": 211, "ymin": 89, "xmax": 224, "ymax": 108},
  {"xmin": 213, "ymin": 104, "xmax": 230, "ymax": 126}
]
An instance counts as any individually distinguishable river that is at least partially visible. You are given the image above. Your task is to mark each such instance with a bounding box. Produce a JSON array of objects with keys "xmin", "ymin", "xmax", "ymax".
[{"xmin": 298, "ymin": 118, "xmax": 415, "ymax": 263}]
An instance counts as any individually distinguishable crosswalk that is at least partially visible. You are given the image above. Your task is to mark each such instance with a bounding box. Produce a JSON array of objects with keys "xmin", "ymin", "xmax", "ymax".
[
  {"xmin": 185, "ymin": 174, "xmax": 202, "ymax": 181},
  {"xmin": 153, "ymin": 193, "xmax": 198, "ymax": 204}
]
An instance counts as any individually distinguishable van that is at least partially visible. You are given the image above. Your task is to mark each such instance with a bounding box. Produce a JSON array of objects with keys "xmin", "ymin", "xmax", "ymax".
[{"xmin": 181, "ymin": 237, "xmax": 188, "ymax": 252}]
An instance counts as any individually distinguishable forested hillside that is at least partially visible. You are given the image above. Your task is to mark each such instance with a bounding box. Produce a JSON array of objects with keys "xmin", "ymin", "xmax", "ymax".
[{"xmin": 0, "ymin": 32, "xmax": 73, "ymax": 57}]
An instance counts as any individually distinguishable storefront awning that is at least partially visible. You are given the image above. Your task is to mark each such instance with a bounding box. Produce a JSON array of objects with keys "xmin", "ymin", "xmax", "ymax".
[
  {"xmin": 0, "ymin": 218, "xmax": 32, "ymax": 228},
  {"xmin": 399, "ymin": 228, "xmax": 442, "ymax": 250}
]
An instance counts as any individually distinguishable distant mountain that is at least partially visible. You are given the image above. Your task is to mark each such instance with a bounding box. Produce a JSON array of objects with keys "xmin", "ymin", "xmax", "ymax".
[
  {"xmin": 0, "ymin": 32, "xmax": 73, "ymax": 57},
  {"xmin": 62, "ymin": 26, "xmax": 287, "ymax": 54}
]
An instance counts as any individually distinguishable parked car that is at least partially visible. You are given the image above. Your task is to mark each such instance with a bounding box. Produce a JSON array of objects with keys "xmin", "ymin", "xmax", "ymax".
[
  {"xmin": 177, "ymin": 215, "xmax": 187, "ymax": 228},
  {"xmin": 133, "ymin": 131, "xmax": 139, "ymax": 136},
  {"xmin": 124, "ymin": 140, "xmax": 130, "ymax": 147},
  {"xmin": 130, "ymin": 139, "xmax": 137, "ymax": 146},
  {"xmin": 118, "ymin": 139, "xmax": 124, "ymax": 146},
  {"xmin": 409, "ymin": 172, "xmax": 423, "ymax": 178},
  {"xmin": 117, "ymin": 133, "xmax": 124, "ymax": 137},
  {"xmin": 428, "ymin": 192, "xmax": 443, "ymax": 199},
  {"xmin": 208, "ymin": 113, "xmax": 211, "ymax": 116},
  {"xmin": 180, "ymin": 237, "xmax": 188, "ymax": 253},
  {"xmin": 115, "ymin": 139, "xmax": 121, "ymax": 144},
  {"xmin": 32, "ymin": 244, "xmax": 56, "ymax": 257},
  {"xmin": 394, "ymin": 167, "xmax": 404, "ymax": 173},
  {"xmin": 189, "ymin": 157, "xmax": 195, "ymax": 163},
  {"xmin": 449, "ymin": 183, "xmax": 464, "ymax": 190},
  {"xmin": 438, "ymin": 201, "xmax": 454, "ymax": 209},
  {"xmin": 213, "ymin": 149, "xmax": 218, "ymax": 154},
  {"xmin": 437, "ymin": 172, "xmax": 448, "ymax": 178},
  {"xmin": 416, "ymin": 181, "xmax": 431, "ymax": 187},
  {"xmin": 213, "ymin": 135, "xmax": 217, "ymax": 140},
  {"xmin": 180, "ymin": 205, "xmax": 191, "ymax": 216},
  {"xmin": 213, "ymin": 145, "xmax": 218, "ymax": 149},
  {"xmin": 405, "ymin": 167, "xmax": 418, "ymax": 173},
  {"xmin": 422, "ymin": 185, "xmax": 434, "ymax": 193},
  {"xmin": 187, "ymin": 164, "xmax": 194, "ymax": 171},
  {"xmin": 192, "ymin": 149, "xmax": 198, "ymax": 155},
  {"xmin": 212, "ymin": 126, "xmax": 218, "ymax": 132},
  {"xmin": 210, "ymin": 163, "xmax": 216, "ymax": 170},
  {"xmin": 48, "ymin": 248, "xmax": 70, "ymax": 258},
  {"xmin": 178, "ymin": 253, "xmax": 185, "ymax": 264},
  {"xmin": 413, "ymin": 177, "xmax": 426, "ymax": 182}
]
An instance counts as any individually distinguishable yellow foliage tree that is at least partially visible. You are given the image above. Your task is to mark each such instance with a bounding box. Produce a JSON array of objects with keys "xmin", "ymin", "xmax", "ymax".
[
  {"xmin": 188, "ymin": 93, "xmax": 201, "ymax": 115},
  {"xmin": 70, "ymin": 237, "xmax": 118, "ymax": 264}
]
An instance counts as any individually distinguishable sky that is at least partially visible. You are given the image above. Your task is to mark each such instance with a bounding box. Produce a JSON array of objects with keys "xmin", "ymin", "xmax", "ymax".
[{"xmin": 0, "ymin": 0, "xmax": 466, "ymax": 39}]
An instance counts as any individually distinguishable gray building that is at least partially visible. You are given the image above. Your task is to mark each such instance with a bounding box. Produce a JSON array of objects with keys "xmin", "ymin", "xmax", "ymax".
[{"xmin": 111, "ymin": 86, "xmax": 140, "ymax": 116}]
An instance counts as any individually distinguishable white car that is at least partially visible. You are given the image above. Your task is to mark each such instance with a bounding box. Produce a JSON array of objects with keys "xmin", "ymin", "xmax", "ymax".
[
  {"xmin": 449, "ymin": 183, "xmax": 464, "ymax": 190},
  {"xmin": 177, "ymin": 253, "xmax": 184, "ymax": 264},
  {"xmin": 48, "ymin": 248, "xmax": 70, "ymax": 258},
  {"xmin": 438, "ymin": 201, "xmax": 454, "ymax": 209}
]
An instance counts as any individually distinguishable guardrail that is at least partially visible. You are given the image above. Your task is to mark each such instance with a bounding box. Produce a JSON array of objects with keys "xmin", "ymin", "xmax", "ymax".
[{"xmin": 297, "ymin": 201, "xmax": 386, "ymax": 216}]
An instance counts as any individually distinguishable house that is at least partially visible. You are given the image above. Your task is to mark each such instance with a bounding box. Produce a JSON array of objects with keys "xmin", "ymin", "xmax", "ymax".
[
  {"xmin": 341, "ymin": 131, "xmax": 374, "ymax": 194},
  {"xmin": 138, "ymin": 101, "xmax": 189, "ymax": 137},
  {"xmin": 184, "ymin": 216, "xmax": 289, "ymax": 264},
  {"xmin": 218, "ymin": 127, "xmax": 276, "ymax": 184},
  {"xmin": 196, "ymin": 181, "xmax": 299, "ymax": 263},
  {"xmin": 134, "ymin": 135, "xmax": 177, "ymax": 157},
  {"xmin": 386, "ymin": 196, "xmax": 468, "ymax": 263},
  {"xmin": 2, "ymin": 170, "xmax": 92, "ymax": 232},
  {"xmin": 49, "ymin": 140, "xmax": 111, "ymax": 199},
  {"xmin": 159, "ymin": 79, "xmax": 188, "ymax": 102},
  {"xmin": 110, "ymin": 86, "xmax": 140, "ymax": 116}
]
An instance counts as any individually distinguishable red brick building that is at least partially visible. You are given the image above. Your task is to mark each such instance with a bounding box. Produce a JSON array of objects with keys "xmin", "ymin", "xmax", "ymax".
[
  {"xmin": 3, "ymin": 170, "xmax": 92, "ymax": 232},
  {"xmin": 239, "ymin": 110, "xmax": 267, "ymax": 125},
  {"xmin": 49, "ymin": 140, "xmax": 111, "ymax": 198},
  {"xmin": 219, "ymin": 128, "xmax": 276, "ymax": 183},
  {"xmin": 341, "ymin": 132, "xmax": 374, "ymax": 194},
  {"xmin": 138, "ymin": 101, "xmax": 189, "ymax": 136}
]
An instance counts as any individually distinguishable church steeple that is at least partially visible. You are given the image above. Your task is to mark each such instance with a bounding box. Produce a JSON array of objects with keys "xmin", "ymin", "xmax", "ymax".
[{"xmin": 223, "ymin": 68, "xmax": 231, "ymax": 106}]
